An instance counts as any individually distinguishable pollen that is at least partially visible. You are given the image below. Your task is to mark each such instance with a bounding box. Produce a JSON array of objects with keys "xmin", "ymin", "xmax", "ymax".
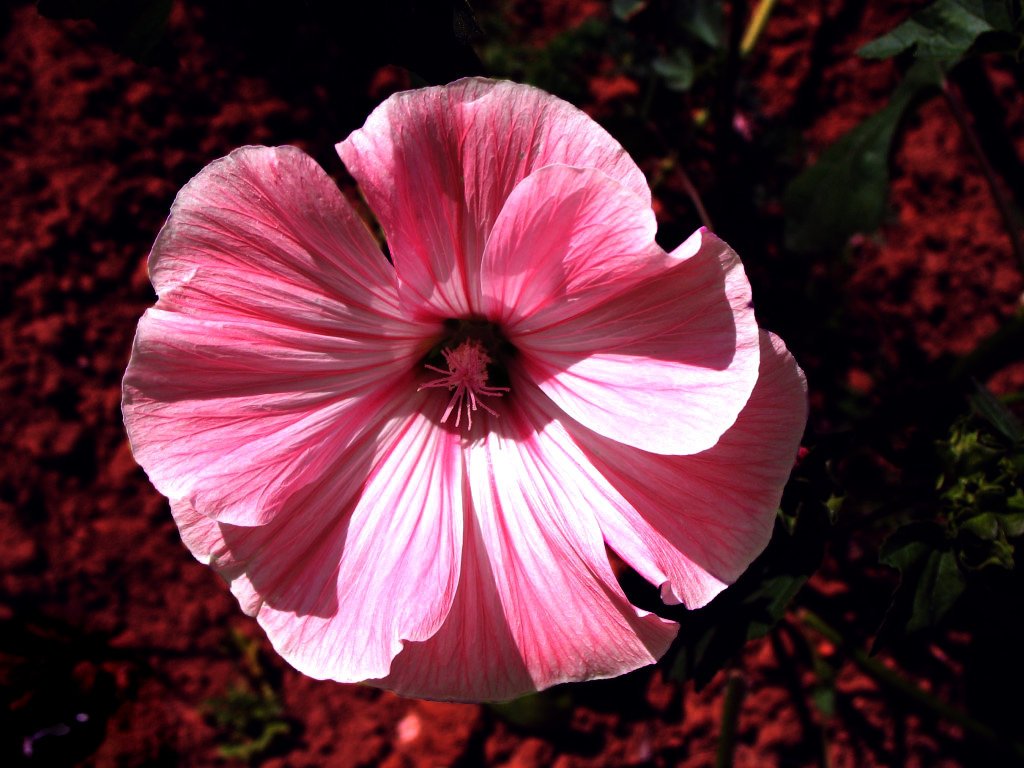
[{"xmin": 419, "ymin": 339, "xmax": 509, "ymax": 428}]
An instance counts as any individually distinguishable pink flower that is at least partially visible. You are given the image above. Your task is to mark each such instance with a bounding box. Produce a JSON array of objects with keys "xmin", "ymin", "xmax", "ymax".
[{"xmin": 123, "ymin": 78, "xmax": 807, "ymax": 702}]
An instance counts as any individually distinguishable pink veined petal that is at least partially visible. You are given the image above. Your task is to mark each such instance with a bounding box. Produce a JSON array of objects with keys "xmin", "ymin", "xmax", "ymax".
[
  {"xmin": 125, "ymin": 311, "xmax": 417, "ymax": 526},
  {"xmin": 123, "ymin": 145, "xmax": 436, "ymax": 526},
  {"xmin": 149, "ymin": 145, "xmax": 409, "ymax": 333},
  {"xmin": 513, "ymin": 228, "xmax": 761, "ymax": 456},
  {"xmin": 171, "ymin": 394, "xmax": 464, "ymax": 684},
  {"xmin": 337, "ymin": 77, "xmax": 651, "ymax": 318},
  {"xmin": 375, "ymin": 398, "xmax": 678, "ymax": 702},
  {"xmin": 479, "ymin": 164, "xmax": 660, "ymax": 326},
  {"xmin": 564, "ymin": 331, "xmax": 808, "ymax": 609}
]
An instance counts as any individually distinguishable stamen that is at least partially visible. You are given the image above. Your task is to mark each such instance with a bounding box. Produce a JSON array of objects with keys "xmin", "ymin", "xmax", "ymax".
[{"xmin": 419, "ymin": 339, "xmax": 510, "ymax": 428}]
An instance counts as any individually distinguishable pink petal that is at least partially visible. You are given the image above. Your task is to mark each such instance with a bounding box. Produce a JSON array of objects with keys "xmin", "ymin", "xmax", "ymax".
[
  {"xmin": 479, "ymin": 164, "xmax": 660, "ymax": 326},
  {"xmin": 376, "ymin": 398, "xmax": 678, "ymax": 702},
  {"xmin": 172, "ymin": 398, "xmax": 465, "ymax": 684},
  {"xmin": 171, "ymin": 497, "xmax": 264, "ymax": 616},
  {"xmin": 123, "ymin": 146, "xmax": 433, "ymax": 526},
  {"xmin": 337, "ymin": 77, "xmax": 651, "ymax": 318},
  {"xmin": 149, "ymin": 146, "xmax": 407, "ymax": 331},
  {"xmin": 514, "ymin": 228, "xmax": 761, "ymax": 455},
  {"xmin": 566, "ymin": 331, "xmax": 808, "ymax": 608}
]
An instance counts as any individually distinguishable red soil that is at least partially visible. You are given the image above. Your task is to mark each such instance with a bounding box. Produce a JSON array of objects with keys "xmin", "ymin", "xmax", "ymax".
[{"xmin": 2, "ymin": 1, "xmax": 1020, "ymax": 766}]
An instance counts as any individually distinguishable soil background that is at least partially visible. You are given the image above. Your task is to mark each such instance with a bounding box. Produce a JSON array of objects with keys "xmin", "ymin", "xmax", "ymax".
[{"xmin": 2, "ymin": 1, "xmax": 1023, "ymax": 766}]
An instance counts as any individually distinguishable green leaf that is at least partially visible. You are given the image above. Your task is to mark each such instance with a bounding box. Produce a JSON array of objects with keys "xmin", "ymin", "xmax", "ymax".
[
  {"xmin": 746, "ymin": 573, "xmax": 809, "ymax": 638},
  {"xmin": 652, "ymin": 48, "xmax": 696, "ymax": 91},
  {"xmin": 612, "ymin": 0, "xmax": 647, "ymax": 22},
  {"xmin": 784, "ymin": 62, "xmax": 940, "ymax": 254},
  {"xmin": 677, "ymin": 0, "xmax": 724, "ymax": 49},
  {"xmin": 857, "ymin": 0, "xmax": 1017, "ymax": 61},
  {"xmin": 960, "ymin": 511, "xmax": 1001, "ymax": 540},
  {"xmin": 880, "ymin": 523, "xmax": 967, "ymax": 634},
  {"xmin": 480, "ymin": 17, "xmax": 608, "ymax": 105},
  {"xmin": 1001, "ymin": 507, "xmax": 1024, "ymax": 536},
  {"xmin": 969, "ymin": 381, "xmax": 1024, "ymax": 444}
]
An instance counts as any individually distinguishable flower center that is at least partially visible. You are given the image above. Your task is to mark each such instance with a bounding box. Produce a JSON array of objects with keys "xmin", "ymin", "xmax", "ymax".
[{"xmin": 419, "ymin": 337, "xmax": 510, "ymax": 429}]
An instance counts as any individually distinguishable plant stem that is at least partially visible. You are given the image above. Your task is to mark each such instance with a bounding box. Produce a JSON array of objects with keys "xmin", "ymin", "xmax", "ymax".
[
  {"xmin": 940, "ymin": 71, "xmax": 1024, "ymax": 277},
  {"xmin": 648, "ymin": 131, "xmax": 715, "ymax": 230},
  {"xmin": 671, "ymin": 157, "xmax": 715, "ymax": 230},
  {"xmin": 798, "ymin": 609, "xmax": 1024, "ymax": 762},
  {"xmin": 741, "ymin": 0, "xmax": 778, "ymax": 57},
  {"xmin": 772, "ymin": 627, "xmax": 832, "ymax": 768},
  {"xmin": 715, "ymin": 669, "xmax": 746, "ymax": 768}
]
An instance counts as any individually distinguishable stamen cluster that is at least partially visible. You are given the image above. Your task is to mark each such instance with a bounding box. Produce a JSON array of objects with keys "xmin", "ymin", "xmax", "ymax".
[{"xmin": 419, "ymin": 339, "xmax": 509, "ymax": 428}]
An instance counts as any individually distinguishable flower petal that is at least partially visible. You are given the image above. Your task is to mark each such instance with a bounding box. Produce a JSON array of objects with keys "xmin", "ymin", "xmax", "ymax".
[
  {"xmin": 149, "ymin": 145, "xmax": 406, "ymax": 331},
  {"xmin": 337, "ymin": 77, "xmax": 651, "ymax": 317},
  {"xmin": 375, "ymin": 398, "xmax": 677, "ymax": 702},
  {"xmin": 514, "ymin": 228, "xmax": 761, "ymax": 455},
  {"xmin": 569, "ymin": 331, "xmax": 808, "ymax": 608},
  {"xmin": 172, "ymin": 397, "xmax": 465, "ymax": 684},
  {"xmin": 170, "ymin": 497, "xmax": 264, "ymax": 616},
  {"xmin": 479, "ymin": 164, "xmax": 660, "ymax": 325},
  {"xmin": 123, "ymin": 145, "xmax": 432, "ymax": 526}
]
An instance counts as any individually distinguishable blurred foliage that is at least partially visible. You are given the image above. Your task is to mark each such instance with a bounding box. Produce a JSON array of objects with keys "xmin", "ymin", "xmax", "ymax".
[
  {"xmin": 479, "ymin": 0, "xmax": 726, "ymax": 106},
  {"xmin": 858, "ymin": 0, "xmax": 1023, "ymax": 60},
  {"xmin": 479, "ymin": 14, "xmax": 611, "ymax": 104},
  {"xmin": 205, "ymin": 686, "xmax": 290, "ymax": 763},
  {"xmin": 203, "ymin": 629, "xmax": 293, "ymax": 764},
  {"xmin": 878, "ymin": 385, "xmax": 1024, "ymax": 640},
  {"xmin": 783, "ymin": 61, "xmax": 940, "ymax": 254},
  {"xmin": 942, "ymin": 387, "xmax": 1024, "ymax": 569},
  {"xmin": 649, "ymin": 1, "xmax": 724, "ymax": 93},
  {"xmin": 879, "ymin": 522, "xmax": 967, "ymax": 635},
  {"xmin": 785, "ymin": 0, "xmax": 1023, "ymax": 255}
]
